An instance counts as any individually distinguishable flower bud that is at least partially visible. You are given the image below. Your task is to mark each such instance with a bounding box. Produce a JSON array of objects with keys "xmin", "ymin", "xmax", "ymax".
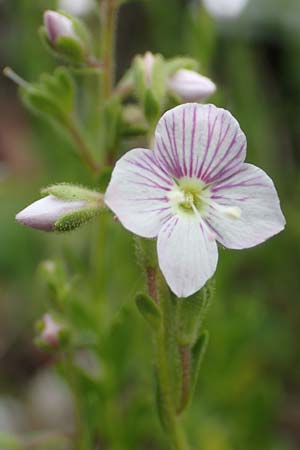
[
  {"xmin": 58, "ymin": 0, "xmax": 95, "ymax": 17},
  {"xmin": 142, "ymin": 51, "xmax": 155, "ymax": 87},
  {"xmin": 44, "ymin": 10, "xmax": 76, "ymax": 44},
  {"xmin": 202, "ymin": 0, "xmax": 248, "ymax": 19},
  {"xmin": 16, "ymin": 184, "xmax": 104, "ymax": 232},
  {"xmin": 40, "ymin": 314, "xmax": 62, "ymax": 348},
  {"xmin": 42, "ymin": 10, "xmax": 90, "ymax": 64},
  {"xmin": 167, "ymin": 69, "xmax": 216, "ymax": 102}
]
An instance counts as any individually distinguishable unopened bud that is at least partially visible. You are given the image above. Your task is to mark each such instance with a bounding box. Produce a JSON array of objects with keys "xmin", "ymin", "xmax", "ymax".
[
  {"xmin": 16, "ymin": 184, "xmax": 104, "ymax": 232},
  {"xmin": 58, "ymin": 0, "xmax": 95, "ymax": 17},
  {"xmin": 40, "ymin": 314, "xmax": 62, "ymax": 348},
  {"xmin": 44, "ymin": 10, "xmax": 76, "ymax": 44},
  {"xmin": 167, "ymin": 69, "xmax": 216, "ymax": 102},
  {"xmin": 42, "ymin": 10, "xmax": 90, "ymax": 64},
  {"xmin": 143, "ymin": 52, "xmax": 155, "ymax": 86},
  {"xmin": 202, "ymin": 0, "xmax": 248, "ymax": 20}
]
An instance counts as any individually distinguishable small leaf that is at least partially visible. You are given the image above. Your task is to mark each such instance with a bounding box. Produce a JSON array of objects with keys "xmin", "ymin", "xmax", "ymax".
[
  {"xmin": 190, "ymin": 331, "xmax": 209, "ymax": 400},
  {"xmin": 135, "ymin": 293, "xmax": 161, "ymax": 330},
  {"xmin": 144, "ymin": 88, "xmax": 160, "ymax": 124}
]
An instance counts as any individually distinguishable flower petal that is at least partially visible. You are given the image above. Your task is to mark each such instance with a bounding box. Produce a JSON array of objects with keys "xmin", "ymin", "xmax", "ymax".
[
  {"xmin": 105, "ymin": 148, "xmax": 174, "ymax": 238},
  {"xmin": 154, "ymin": 103, "xmax": 246, "ymax": 182},
  {"xmin": 206, "ymin": 163, "xmax": 286, "ymax": 249},
  {"xmin": 157, "ymin": 215, "xmax": 218, "ymax": 297},
  {"xmin": 16, "ymin": 195, "xmax": 86, "ymax": 231}
]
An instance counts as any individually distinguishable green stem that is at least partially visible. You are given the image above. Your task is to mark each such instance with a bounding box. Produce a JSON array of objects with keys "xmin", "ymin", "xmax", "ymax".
[
  {"xmin": 66, "ymin": 118, "xmax": 99, "ymax": 173},
  {"xmin": 155, "ymin": 322, "xmax": 190, "ymax": 450},
  {"xmin": 145, "ymin": 271, "xmax": 190, "ymax": 450},
  {"xmin": 100, "ymin": 0, "xmax": 118, "ymax": 100},
  {"xmin": 177, "ymin": 345, "xmax": 191, "ymax": 414}
]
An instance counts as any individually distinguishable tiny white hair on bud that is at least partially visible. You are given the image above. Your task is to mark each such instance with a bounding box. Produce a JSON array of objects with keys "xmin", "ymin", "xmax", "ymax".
[
  {"xmin": 168, "ymin": 69, "xmax": 216, "ymax": 102},
  {"xmin": 58, "ymin": 0, "xmax": 95, "ymax": 17},
  {"xmin": 16, "ymin": 195, "xmax": 86, "ymax": 232},
  {"xmin": 202, "ymin": 0, "xmax": 248, "ymax": 19},
  {"xmin": 44, "ymin": 10, "xmax": 75, "ymax": 43}
]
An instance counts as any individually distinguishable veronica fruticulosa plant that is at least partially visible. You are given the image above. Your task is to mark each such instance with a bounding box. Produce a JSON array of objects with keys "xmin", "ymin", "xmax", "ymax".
[{"xmin": 7, "ymin": 1, "xmax": 285, "ymax": 449}]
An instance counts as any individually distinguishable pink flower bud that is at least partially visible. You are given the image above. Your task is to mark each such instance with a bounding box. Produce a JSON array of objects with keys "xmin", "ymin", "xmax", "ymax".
[
  {"xmin": 44, "ymin": 10, "xmax": 76, "ymax": 44},
  {"xmin": 167, "ymin": 69, "xmax": 216, "ymax": 102},
  {"xmin": 40, "ymin": 314, "xmax": 61, "ymax": 348},
  {"xmin": 16, "ymin": 195, "xmax": 86, "ymax": 232},
  {"xmin": 143, "ymin": 52, "xmax": 155, "ymax": 86}
]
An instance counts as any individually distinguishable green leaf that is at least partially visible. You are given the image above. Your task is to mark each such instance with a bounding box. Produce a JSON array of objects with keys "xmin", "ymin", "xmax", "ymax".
[
  {"xmin": 144, "ymin": 88, "xmax": 160, "ymax": 124},
  {"xmin": 135, "ymin": 293, "xmax": 161, "ymax": 330},
  {"xmin": 21, "ymin": 86, "xmax": 66, "ymax": 122},
  {"xmin": 190, "ymin": 331, "xmax": 209, "ymax": 400}
]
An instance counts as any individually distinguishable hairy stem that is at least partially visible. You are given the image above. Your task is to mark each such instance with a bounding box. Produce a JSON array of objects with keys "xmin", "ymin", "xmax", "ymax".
[
  {"xmin": 177, "ymin": 345, "xmax": 191, "ymax": 414},
  {"xmin": 155, "ymin": 321, "xmax": 190, "ymax": 450},
  {"xmin": 100, "ymin": 0, "xmax": 118, "ymax": 99},
  {"xmin": 66, "ymin": 119, "xmax": 99, "ymax": 173}
]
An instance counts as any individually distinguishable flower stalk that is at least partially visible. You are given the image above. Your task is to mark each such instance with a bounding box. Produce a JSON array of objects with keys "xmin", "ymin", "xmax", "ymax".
[
  {"xmin": 100, "ymin": 0, "xmax": 118, "ymax": 99},
  {"xmin": 153, "ymin": 290, "xmax": 190, "ymax": 450}
]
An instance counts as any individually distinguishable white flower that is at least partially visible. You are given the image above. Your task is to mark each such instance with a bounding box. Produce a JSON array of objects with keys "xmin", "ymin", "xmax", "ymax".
[
  {"xmin": 44, "ymin": 10, "xmax": 76, "ymax": 44},
  {"xmin": 58, "ymin": 0, "xmax": 95, "ymax": 17},
  {"xmin": 16, "ymin": 195, "xmax": 86, "ymax": 231},
  {"xmin": 202, "ymin": 0, "xmax": 249, "ymax": 19},
  {"xmin": 105, "ymin": 103, "xmax": 285, "ymax": 298},
  {"xmin": 168, "ymin": 69, "xmax": 216, "ymax": 102}
]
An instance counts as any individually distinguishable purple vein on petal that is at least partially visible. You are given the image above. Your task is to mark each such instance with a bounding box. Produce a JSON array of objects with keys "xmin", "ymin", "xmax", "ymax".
[
  {"xmin": 156, "ymin": 138, "xmax": 178, "ymax": 177},
  {"xmin": 196, "ymin": 105, "xmax": 218, "ymax": 179},
  {"xmin": 172, "ymin": 112, "xmax": 183, "ymax": 177},
  {"xmin": 165, "ymin": 216, "xmax": 179, "ymax": 239},
  {"xmin": 126, "ymin": 157, "xmax": 172, "ymax": 187},
  {"xmin": 189, "ymin": 105, "xmax": 197, "ymax": 177},
  {"xmin": 165, "ymin": 116, "xmax": 182, "ymax": 178},
  {"xmin": 182, "ymin": 107, "xmax": 187, "ymax": 175},
  {"xmin": 201, "ymin": 111, "xmax": 231, "ymax": 180},
  {"xmin": 203, "ymin": 129, "xmax": 241, "ymax": 182},
  {"xmin": 127, "ymin": 168, "xmax": 172, "ymax": 191}
]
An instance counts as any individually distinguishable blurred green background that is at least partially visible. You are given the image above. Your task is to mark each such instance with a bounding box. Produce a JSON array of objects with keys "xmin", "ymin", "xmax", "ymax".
[{"xmin": 0, "ymin": 0, "xmax": 299, "ymax": 449}]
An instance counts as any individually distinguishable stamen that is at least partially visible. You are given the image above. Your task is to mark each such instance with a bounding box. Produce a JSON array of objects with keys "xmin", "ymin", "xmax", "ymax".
[
  {"xmin": 168, "ymin": 189, "xmax": 185, "ymax": 204},
  {"xmin": 197, "ymin": 195, "xmax": 241, "ymax": 220},
  {"xmin": 224, "ymin": 206, "xmax": 241, "ymax": 219}
]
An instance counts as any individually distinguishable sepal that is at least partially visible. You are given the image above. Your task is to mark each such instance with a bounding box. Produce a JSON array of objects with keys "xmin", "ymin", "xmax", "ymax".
[{"xmin": 135, "ymin": 293, "xmax": 161, "ymax": 330}]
